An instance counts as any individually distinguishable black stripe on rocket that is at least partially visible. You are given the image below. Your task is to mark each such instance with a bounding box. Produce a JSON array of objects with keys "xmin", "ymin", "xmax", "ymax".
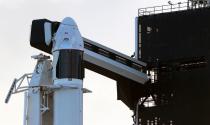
[{"xmin": 56, "ymin": 49, "xmax": 84, "ymax": 79}]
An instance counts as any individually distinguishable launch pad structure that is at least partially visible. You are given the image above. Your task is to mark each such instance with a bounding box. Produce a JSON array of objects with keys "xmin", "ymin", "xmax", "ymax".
[{"xmin": 5, "ymin": 1, "xmax": 210, "ymax": 125}]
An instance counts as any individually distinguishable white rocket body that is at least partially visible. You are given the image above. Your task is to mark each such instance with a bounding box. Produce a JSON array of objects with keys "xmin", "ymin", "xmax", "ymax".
[{"xmin": 52, "ymin": 17, "xmax": 84, "ymax": 125}]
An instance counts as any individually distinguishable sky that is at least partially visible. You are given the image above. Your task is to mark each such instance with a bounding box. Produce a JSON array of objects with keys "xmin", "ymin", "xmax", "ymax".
[{"xmin": 0, "ymin": 0, "xmax": 184, "ymax": 125}]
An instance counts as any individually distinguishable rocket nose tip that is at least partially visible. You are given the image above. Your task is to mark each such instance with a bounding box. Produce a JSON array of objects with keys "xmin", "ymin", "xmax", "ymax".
[{"xmin": 62, "ymin": 17, "xmax": 77, "ymax": 26}]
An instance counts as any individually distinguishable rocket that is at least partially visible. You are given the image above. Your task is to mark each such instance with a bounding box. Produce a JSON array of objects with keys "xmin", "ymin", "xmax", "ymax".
[{"xmin": 49, "ymin": 17, "xmax": 84, "ymax": 125}]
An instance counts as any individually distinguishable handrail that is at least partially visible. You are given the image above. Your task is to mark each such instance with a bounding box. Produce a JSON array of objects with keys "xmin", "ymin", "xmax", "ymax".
[{"xmin": 138, "ymin": 1, "xmax": 210, "ymax": 16}]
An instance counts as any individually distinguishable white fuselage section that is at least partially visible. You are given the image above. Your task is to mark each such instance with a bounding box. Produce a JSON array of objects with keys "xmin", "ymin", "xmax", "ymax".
[{"xmin": 52, "ymin": 17, "xmax": 84, "ymax": 125}]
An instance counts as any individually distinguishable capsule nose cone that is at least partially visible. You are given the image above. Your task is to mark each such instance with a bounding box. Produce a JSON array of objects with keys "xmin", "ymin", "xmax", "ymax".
[{"xmin": 61, "ymin": 17, "xmax": 77, "ymax": 26}]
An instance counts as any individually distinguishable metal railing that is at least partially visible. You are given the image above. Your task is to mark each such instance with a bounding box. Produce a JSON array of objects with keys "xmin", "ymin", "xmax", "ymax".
[{"xmin": 138, "ymin": 1, "xmax": 210, "ymax": 16}]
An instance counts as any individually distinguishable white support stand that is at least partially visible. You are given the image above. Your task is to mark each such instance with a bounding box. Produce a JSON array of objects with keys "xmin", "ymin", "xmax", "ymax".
[{"xmin": 25, "ymin": 55, "xmax": 53, "ymax": 125}]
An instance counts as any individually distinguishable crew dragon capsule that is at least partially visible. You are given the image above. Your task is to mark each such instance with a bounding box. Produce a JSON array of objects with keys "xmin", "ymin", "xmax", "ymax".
[{"xmin": 50, "ymin": 17, "xmax": 84, "ymax": 80}]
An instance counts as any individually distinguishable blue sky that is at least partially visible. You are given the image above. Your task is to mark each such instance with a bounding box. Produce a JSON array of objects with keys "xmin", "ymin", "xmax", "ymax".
[{"xmin": 0, "ymin": 0, "xmax": 184, "ymax": 124}]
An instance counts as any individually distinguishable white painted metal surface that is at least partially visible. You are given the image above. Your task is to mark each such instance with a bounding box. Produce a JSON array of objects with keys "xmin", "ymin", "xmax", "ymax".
[
  {"xmin": 52, "ymin": 17, "xmax": 84, "ymax": 125},
  {"xmin": 84, "ymin": 49, "xmax": 148, "ymax": 84},
  {"xmin": 25, "ymin": 57, "xmax": 52, "ymax": 125},
  {"xmin": 44, "ymin": 22, "xmax": 52, "ymax": 46},
  {"xmin": 26, "ymin": 87, "xmax": 41, "ymax": 125},
  {"xmin": 135, "ymin": 17, "xmax": 139, "ymax": 59},
  {"xmin": 53, "ymin": 79, "xmax": 83, "ymax": 125},
  {"xmin": 53, "ymin": 17, "xmax": 84, "ymax": 52},
  {"xmin": 23, "ymin": 92, "xmax": 28, "ymax": 125}
]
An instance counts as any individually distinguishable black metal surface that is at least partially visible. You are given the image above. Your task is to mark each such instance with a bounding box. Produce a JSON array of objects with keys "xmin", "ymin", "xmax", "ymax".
[
  {"xmin": 30, "ymin": 19, "xmax": 55, "ymax": 54},
  {"xmin": 56, "ymin": 50, "xmax": 84, "ymax": 79},
  {"xmin": 139, "ymin": 7, "xmax": 210, "ymax": 62},
  {"xmin": 137, "ymin": 6, "xmax": 210, "ymax": 125}
]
